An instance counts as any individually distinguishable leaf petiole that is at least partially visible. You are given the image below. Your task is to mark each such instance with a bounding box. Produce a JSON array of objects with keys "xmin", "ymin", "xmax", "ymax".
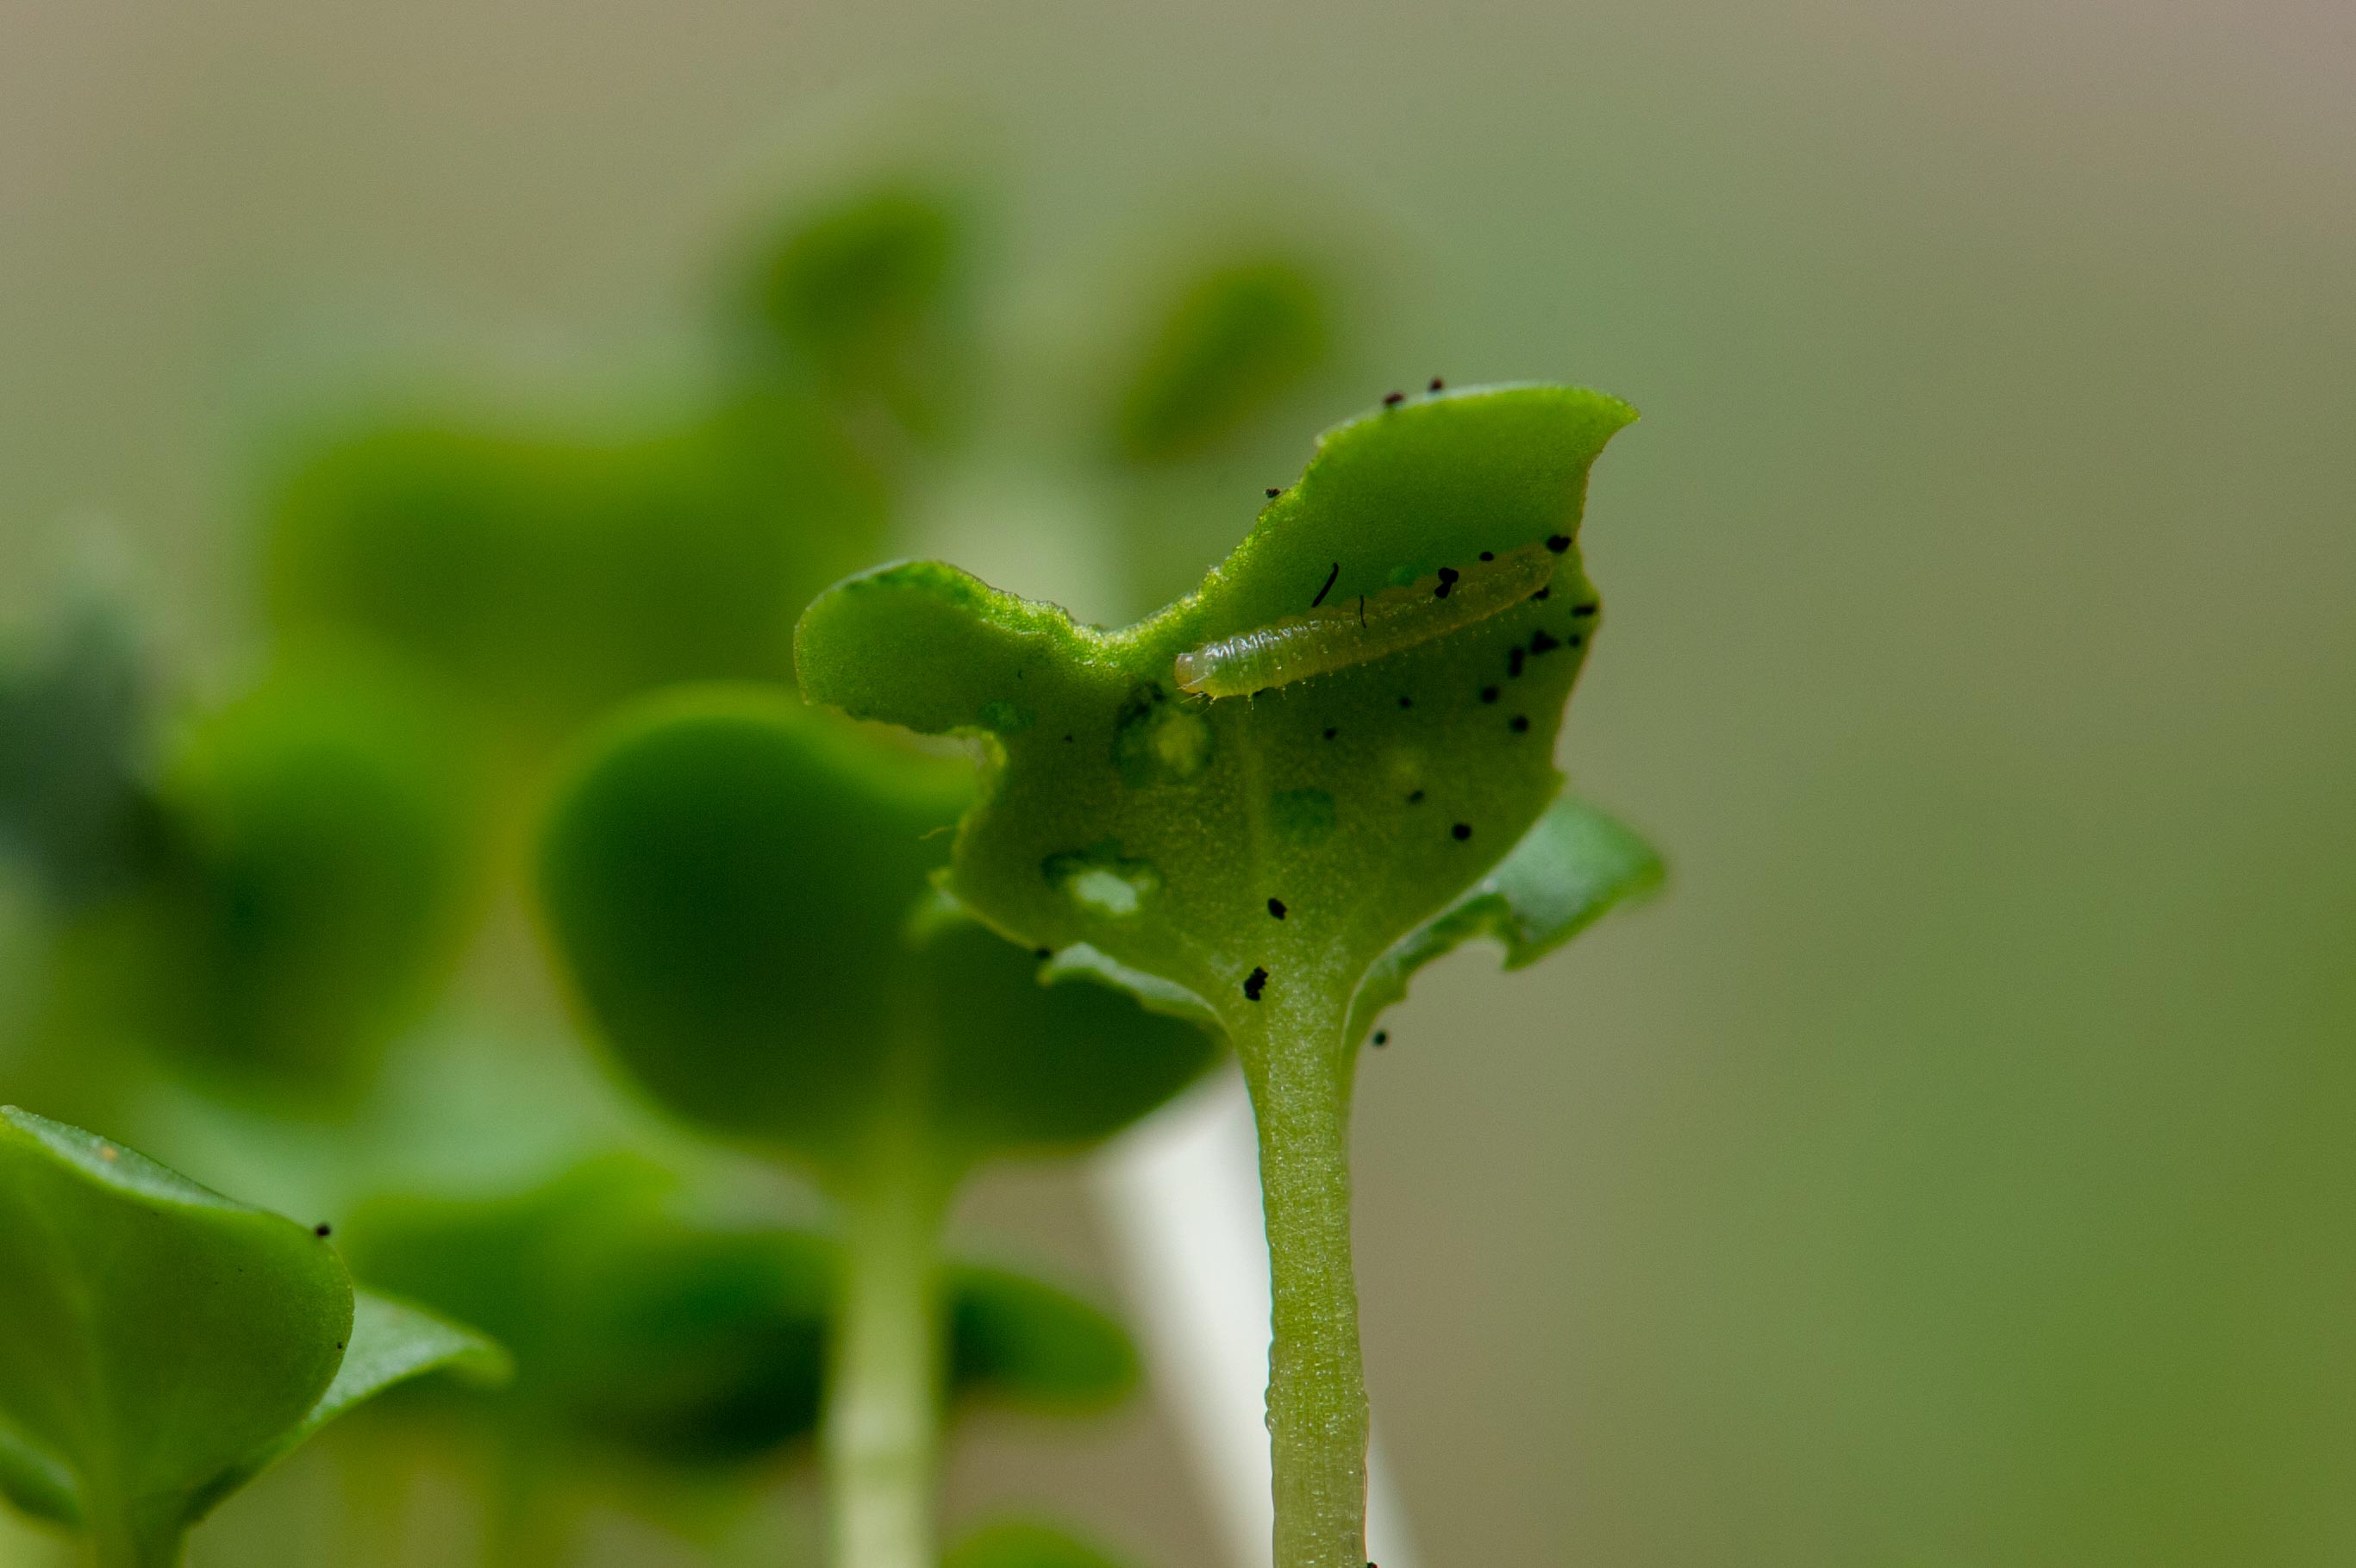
[
  {"xmin": 1234, "ymin": 984, "xmax": 1370, "ymax": 1568},
  {"xmin": 826, "ymin": 1121, "xmax": 953, "ymax": 1568}
]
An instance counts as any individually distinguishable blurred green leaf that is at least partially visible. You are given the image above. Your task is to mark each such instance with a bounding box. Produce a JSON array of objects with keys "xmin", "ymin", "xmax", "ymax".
[
  {"xmin": 0, "ymin": 1107, "xmax": 497, "ymax": 1566},
  {"xmin": 944, "ymin": 1264, "xmax": 1136, "ymax": 1415},
  {"xmin": 349, "ymin": 1156, "xmax": 835, "ymax": 1470},
  {"xmin": 0, "ymin": 600, "xmax": 164, "ymax": 909},
  {"xmin": 741, "ymin": 183, "xmax": 971, "ymax": 444},
  {"xmin": 263, "ymin": 401, "xmax": 886, "ymax": 746},
  {"xmin": 69, "ymin": 654, "xmax": 478, "ymax": 1097},
  {"xmin": 224, "ymin": 1289, "xmax": 510, "ymax": 1495},
  {"xmin": 1346, "ymin": 792, "xmax": 1663, "ymax": 1046},
  {"xmin": 347, "ymin": 1158, "xmax": 1142, "ymax": 1471},
  {"xmin": 565, "ymin": 1210, "xmax": 836, "ymax": 1466},
  {"xmin": 946, "ymin": 1519, "xmax": 1138, "ymax": 1568},
  {"xmin": 1115, "ymin": 257, "xmax": 1332, "ymax": 465},
  {"xmin": 536, "ymin": 686, "xmax": 1209, "ymax": 1565},
  {"xmin": 537, "ymin": 687, "xmax": 1216, "ymax": 1172}
]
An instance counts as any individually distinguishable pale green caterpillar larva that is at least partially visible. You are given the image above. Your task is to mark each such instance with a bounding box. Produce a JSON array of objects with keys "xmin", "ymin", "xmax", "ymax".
[{"xmin": 1174, "ymin": 540, "xmax": 1559, "ymax": 698}]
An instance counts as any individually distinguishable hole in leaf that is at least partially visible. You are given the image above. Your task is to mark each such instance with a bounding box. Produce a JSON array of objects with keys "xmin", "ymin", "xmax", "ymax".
[
  {"xmin": 1042, "ymin": 843, "xmax": 1163, "ymax": 917},
  {"xmin": 1113, "ymin": 687, "xmax": 1214, "ymax": 785}
]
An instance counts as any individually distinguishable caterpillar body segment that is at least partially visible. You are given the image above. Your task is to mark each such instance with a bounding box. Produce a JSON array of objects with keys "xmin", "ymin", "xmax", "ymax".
[{"xmin": 1173, "ymin": 542, "xmax": 1558, "ymax": 698}]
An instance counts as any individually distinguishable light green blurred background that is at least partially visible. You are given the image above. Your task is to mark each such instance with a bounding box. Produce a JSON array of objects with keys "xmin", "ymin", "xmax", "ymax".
[{"xmin": 4, "ymin": 2, "xmax": 2353, "ymax": 1565}]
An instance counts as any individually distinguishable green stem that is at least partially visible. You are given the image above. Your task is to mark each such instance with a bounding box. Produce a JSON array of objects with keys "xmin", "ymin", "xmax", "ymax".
[
  {"xmin": 1238, "ymin": 993, "xmax": 1369, "ymax": 1568},
  {"xmin": 824, "ymin": 1138, "xmax": 949, "ymax": 1568}
]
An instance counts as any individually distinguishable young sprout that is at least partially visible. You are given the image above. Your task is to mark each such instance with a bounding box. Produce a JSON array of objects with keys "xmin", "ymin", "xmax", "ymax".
[
  {"xmin": 535, "ymin": 686, "xmax": 1217, "ymax": 1568},
  {"xmin": 350, "ymin": 1159, "xmax": 834, "ymax": 1493},
  {"xmin": 793, "ymin": 384, "xmax": 1659, "ymax": 1568},
  {"xmin": 0, "ymin": 1107, "xmax": 506, "ymax": 1568},
  {"xmin": 259, "ymin": 180, "xmax": 977, "ymax": 754},
  {"xmin": 260, "ymin": 410, "xmax": 889, "ymax": 751},
  {"xmin": 1100, "ymin": 246, "xmax": 1348, "ymax": 615},
  {"xmin": 739, "ymin": 180, "xmax": 976, "ymax": 449},
  {"xmin": 1113, "ymin": 256, "xmax": 1334, "ymax": 467},
  {"xmin": 342, "ymin": 1155, "xmax": 1144, "ymax": 1563},
  {"xmin": 52, "ymin": 654, "xmax": 479, "ymax": 1104}
]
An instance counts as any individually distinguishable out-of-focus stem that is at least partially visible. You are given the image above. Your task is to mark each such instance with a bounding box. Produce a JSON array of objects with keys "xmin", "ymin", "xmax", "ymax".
[{"xmin": 824, "ymin": 1134, "xmax": 948, "ymax": 1568}]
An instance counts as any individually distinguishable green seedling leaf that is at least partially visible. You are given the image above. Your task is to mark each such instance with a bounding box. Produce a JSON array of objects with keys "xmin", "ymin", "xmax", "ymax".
[
  {"xmin": 264, "ymin": 401, "xmax": 886, "ymax": 746},
  {"xmin": 0, "ymin": 1107, "xmax": 503, "ymax": 1566},
  {"xmin": 796, "ymin": 384, "xmax": 1634, "ymax": 1024},
  {"xmin": 0, "ymin": 1107, "xmax": 343, "ymax": 1559},
  {"xmin": 947, "ymin": 1519, "xmax": 1138, "ymax": 1568},
  {"xmin": 539, "ymin": 688, "xmax": 1215, "ymax": 1171},
  {"xmin": 538, "ymin": 686, "xmax": 1214, "ymax": 1568},
  {"xmin": 795, "ymin": 383, "xmax": 1640, "ymax": 1568},
  {"xmin": 309, "ymin": 1290, "xmax": 513, "ymax": 1428},
  {"xmin": 944, "ymin": 1264, "xmax": 1136, "ymax": 1415},
  {"xmin": 1346, "ymin": 792, "xmax": 1664, "ymax": 1046},
  {"xmin": 64, "ymin": 654, "xmax": 478, "ymax": 1097},
  {"xmin": 1100, "ymin": 248, "xmax": 1353, "ymax": 613},
  {"xmin": 349, "ymin": 1155, "xmax": 836, "ymax": 1470},
  {"xmin": 1114, "ymin": 256, "xmax": 1332, "ymax": 465},
  {"xmin": 739, "ymin": 182, "xmax": 971, "ymax": 444},
  {"xmin": 225, "ymin": 1290, "xmax": 510, "ymax": 1495},
  {"xmin": 347, "ymin": 1159, "xmax": 1142, "ymax": 1474},
  {"xmin": 565, "ymin": 1215, "xmax": 836, "ymax": 1467}
]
